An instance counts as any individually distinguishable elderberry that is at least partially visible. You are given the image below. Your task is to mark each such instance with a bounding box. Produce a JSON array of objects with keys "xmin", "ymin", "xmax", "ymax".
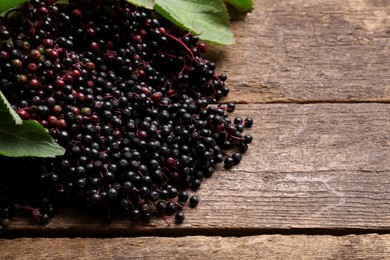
[
  {"xmin": 189, "ymin": 196, "xmax": 199, "ymax": 208},
  {"xmin": 175, "ymin": 211, "xmax": 185, "ymax": 224},
  {"xmin": 0, "ymin": 0, "xmax": 253, "ymax": 228}
]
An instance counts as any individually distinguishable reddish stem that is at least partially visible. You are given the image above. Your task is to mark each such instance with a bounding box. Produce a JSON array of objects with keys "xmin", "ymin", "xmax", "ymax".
[{"xmin": 159, "ymin": 27, "xmax": 198, "ymax": 63}]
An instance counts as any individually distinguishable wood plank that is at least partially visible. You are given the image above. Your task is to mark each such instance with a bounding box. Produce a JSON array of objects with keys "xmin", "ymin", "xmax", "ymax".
[
  {"xmin": 215, "ymin": 0, "xmax": 390, "ymax": 103},
  {"xmin": 4, "ymin": 103, "xmax": 390, "ymax": 236},
  {"xmin": 2, "ymin": 234, "xmax": 390, "ymax": 259}
]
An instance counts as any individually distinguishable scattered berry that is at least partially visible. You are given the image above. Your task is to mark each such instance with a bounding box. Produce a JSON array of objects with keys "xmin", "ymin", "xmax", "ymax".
[
  {"xmin": 175, "ymin": 211, "xmax": 185, "ymax": 224},
  {"xmin": 189, "ymin": 196, "xmax": 199, "ymax": 208}
]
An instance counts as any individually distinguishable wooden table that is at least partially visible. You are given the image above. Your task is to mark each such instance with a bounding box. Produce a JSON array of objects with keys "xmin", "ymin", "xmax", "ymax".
[{"xmin": 2, "ymin": 0, "xmax": 390, "ymax": 258}]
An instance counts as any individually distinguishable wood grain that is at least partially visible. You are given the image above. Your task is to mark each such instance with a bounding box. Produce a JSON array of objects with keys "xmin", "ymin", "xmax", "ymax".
[
  {"xmin": 2, "ymin": 234, "xmax": 390, "ymax": 259},
  {"xmin": 215, "ymin": 0, "xmax": 390, "ymax": 103},
  {"xmin": 5, "ymin": 104, "xmax": 390, "ymax": 236}
]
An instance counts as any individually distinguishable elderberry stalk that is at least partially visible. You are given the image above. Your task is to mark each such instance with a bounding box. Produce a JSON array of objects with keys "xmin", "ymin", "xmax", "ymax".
[{"xmin": 0, "ymin": 0, "xmax": 253, "ymax": 230}]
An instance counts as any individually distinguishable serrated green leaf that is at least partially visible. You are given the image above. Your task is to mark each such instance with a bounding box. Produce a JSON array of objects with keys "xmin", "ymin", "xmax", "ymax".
[
  {"xmin": 0, "ymin": 120, "xmax": 65, "ymax": 157},
  {"xmin": 0, "ymin": 91, "xmax": 22, "ymax": 126},
  {"xmin": 126, "ymin": 0, "xmax": 155, "ymax": 9},
  {"xmin": 224, "ymin": 0, "xmax": 253, "ymax": 12},
  {"xmin": 155, "ymin": 0, "xmax": 234, "ymax": 45},
  {"xmin": 0, "ymin": 0, "xmax": 27, "ymax": 15}
]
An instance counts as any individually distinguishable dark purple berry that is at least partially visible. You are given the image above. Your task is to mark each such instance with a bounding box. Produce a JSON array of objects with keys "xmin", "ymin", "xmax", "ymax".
[
  {"xmin": 175, "ymin": 211, "xmax": 185, "ymax": 224},
  {"xmin": 189, "ymin": 196, "xmax": 199, "ymax": 208},
  {"xmin": 224, "ymin": 157, "xmax": 235, "ymax": 169}
]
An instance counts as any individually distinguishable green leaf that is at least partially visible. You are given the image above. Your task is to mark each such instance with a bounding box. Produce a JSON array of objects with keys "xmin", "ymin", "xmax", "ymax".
[
  {"xmin": 0, "ymin": 120, "xmax": 65, "ymax": 157},
  {"xmin": 0, "ymin": 91, "xmax": 22, "ymax": 125},
  {"xmin": 0, "ymin": 0, "xmax": 27, "ymax": 15},
  {"xmin": 224, "ymin": 0, "xmax": 253, "ymax": 12},
  {"xmin": 155, "ymin": 0, "xmax": 234, "ymax": 45},
  {"xmin": 126, "ymin": 0, "xmax": 155, "ymax": 9}
]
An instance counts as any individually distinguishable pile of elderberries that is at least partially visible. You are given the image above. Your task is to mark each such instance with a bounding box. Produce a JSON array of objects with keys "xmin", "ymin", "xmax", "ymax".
[{"xmin": 0, "ymin": 0, "xmax": 253, "ymax": 230}]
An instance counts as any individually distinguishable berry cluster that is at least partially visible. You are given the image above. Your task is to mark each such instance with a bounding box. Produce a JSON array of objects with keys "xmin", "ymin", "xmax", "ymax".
[{"xmin": 0, "ymin": 0, "xmax": 253, "ymax": 229}]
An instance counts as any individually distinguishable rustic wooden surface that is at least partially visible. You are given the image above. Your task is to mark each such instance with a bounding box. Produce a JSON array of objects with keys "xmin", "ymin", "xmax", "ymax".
[
  {"xmin": 5, "ymin": 103, "xmax": 390, "ymax": 237},
  {"xmin": 2, "ymin": 234, "xmax": 390, "ymax": 259},
  {"xmin": 217, "ymin": 0, "xmax": 390, "ymax": 103},
  {"xmin": 2, "ymin": 0, "xmax": 390, "ymax": 258}
]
